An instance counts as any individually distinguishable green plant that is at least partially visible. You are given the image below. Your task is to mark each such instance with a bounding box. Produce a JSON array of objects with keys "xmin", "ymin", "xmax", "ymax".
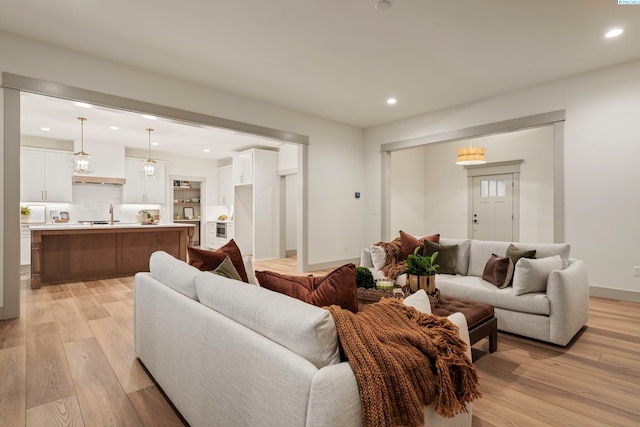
[
  {"xmin": 20, "ymin": 206, "xmax": 31, "ymax": 216},
  {"xmin": 356, "ymin": 266, "xmax": 376, "ymax": 289},
  {"xmin": 406, "ymin": 246, "xmax": 439, "ymax": 276}
]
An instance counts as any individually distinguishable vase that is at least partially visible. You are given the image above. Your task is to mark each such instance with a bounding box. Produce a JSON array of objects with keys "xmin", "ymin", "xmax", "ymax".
[
  {"xmin": 21, "ymin": 214, "xmax": 30, "ymax": 223},
  {"xmin": 407, "ymin": 274, "xmax": 436, "ymax": 295}
]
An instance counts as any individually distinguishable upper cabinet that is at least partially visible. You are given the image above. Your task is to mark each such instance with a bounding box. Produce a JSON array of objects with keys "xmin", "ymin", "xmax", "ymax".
[
  {"xmin": 20, "ymin": 148, "xmax": 72, "ymax": 202},
  {"xmin": 233, "ymin": 151, "xmax": 253, "ymax": 186},
  {"xmin": 218, "ymin": 166, "xmax": 233, "ymax": 205},
  {"xmin": 123, "ymin": 158, "xmax": 166, "ymax": 204}
]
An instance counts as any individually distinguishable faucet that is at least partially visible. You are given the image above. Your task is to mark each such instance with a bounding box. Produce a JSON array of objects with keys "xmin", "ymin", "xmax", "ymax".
[{"xmin": 109, "ymin": 204, "xmax": 114, "ymax": 225}]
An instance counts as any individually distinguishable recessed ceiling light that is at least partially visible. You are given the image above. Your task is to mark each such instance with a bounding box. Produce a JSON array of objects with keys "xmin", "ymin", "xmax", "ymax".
[
  {"xmin": 110, "ymin": 126, "xmax": 119, "ymax": 130},
  {"xmin": 142, "ymin": 114, "xmax": 157, "ymax": 120},
  {"xmin": 375, "ymin": 0, "xmax": 391, "ymax": 11},
  {"xmin": 41, "ymin": 127, "xmax": 51, "ymax": 131},
  {"xmin": 605, "ymin": 28, "xmax": 624, "ymax": 38},
  {"xmin": 387, "ymin": 97, "xmax": 397, "ymax": 105},
  {"xmin": 74, "ymin": 102, "xmax": 91, "ymax": 108},
  {"xmin": 203, "ymin": 149, "xmax": 211, "ymax": 153},
  {"xmin": 151, "ymin": 142, "xmax": 159, "ymax": 146}
]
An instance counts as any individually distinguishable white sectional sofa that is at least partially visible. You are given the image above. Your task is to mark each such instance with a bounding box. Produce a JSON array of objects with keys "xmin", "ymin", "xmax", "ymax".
[
  {"xmin": 361, "ymin": 238, "xmax": 589, "ymax": 346},
  {"xmin": 134, "ymin": 251, "xmax": 474, "ymax": 427}
]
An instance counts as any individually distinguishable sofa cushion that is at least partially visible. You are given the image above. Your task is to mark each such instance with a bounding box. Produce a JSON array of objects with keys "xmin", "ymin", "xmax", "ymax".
[
  {"xmin": 370, "ymin": 245, "xmax": 387, "ymax": 270},
  {"xmin": 505, "ymin": 244, "xmax": 536, "ymax": 286},
  {"xmin": 255, "ymin": 264, "xmax": 358, "ymax": 313},
  {"xmin": 149, "ymin": 251, "xmax": 203, "ymax": 300},
  {"xmin": 195, "ymin": 273, "xmax": 340, "ymax": 369},
  {"xmin": 468, "ymin": 240, "xmax": 511, "ymax": 277},
  {"xmin": 399, "ymin": 230, "xmax": 440, "ymax": 260},
  {"xmin": 439, "ymin": 238, "xmax": 472, "ymax": 275},
  {"xmin": 512, "ymin": 255, "xmax": 563, "ymax": 296},
  {"xmin": 482, "ymin": 254, "xmax": 514, "ymax": 288},
  {"xmin": 510, "ymin": 242, "xmax": 570, "ymax": 268},
  {"xmin": 423, "ymin": 240, "xmax": 458, "ymax": 275},
  {"xmin": 188, "ymin": 239, "xmax": 249, "ymax": 283},
  {"xmin": 211, "ymin": 256, "xmax": 242, "ymax": 281},
  {"xmin": 436, "ymin": 275, "xmax": 550, "ymax": 315}
]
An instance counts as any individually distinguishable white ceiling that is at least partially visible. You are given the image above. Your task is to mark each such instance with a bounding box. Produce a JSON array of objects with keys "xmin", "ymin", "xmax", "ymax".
[
  {"xmin": 20, "ymin": 92, "xmax": 283, "ymax": 160},
  {"xmin": 2, "ymin": 0, "xmax": 640, "ymax": 128}
]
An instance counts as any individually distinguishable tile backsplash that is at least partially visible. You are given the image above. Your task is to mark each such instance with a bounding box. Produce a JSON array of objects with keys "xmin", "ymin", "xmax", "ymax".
[{"xmin": 23, "ymin": 183, "xmax": 161, "ymax": 223}]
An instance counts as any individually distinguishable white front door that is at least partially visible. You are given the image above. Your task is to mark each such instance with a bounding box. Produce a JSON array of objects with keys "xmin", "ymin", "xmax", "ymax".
[{"xmin": 472, "ymin": 174, "xmax": 514, "ymax": 241}]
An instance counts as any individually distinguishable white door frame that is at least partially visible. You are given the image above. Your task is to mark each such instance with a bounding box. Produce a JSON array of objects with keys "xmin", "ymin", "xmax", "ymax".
[{"xmin": 466, "ymin": 160, "xmax": 523, "ymax": 241}]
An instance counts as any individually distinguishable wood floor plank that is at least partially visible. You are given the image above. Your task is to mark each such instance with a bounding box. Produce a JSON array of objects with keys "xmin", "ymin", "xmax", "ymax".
[
  {"xmin": 25, "ymin": 322, "xmax": 76, "ymax": 409},
  {"xmin": 0, "ymin": 346, "xmax": 26, "ymax": 427},
  {"xmin": 103, "ymin": 301, "xmax": 135, "ymax": 341},
  {"xmin": 74, "ymin": 294, "xmax": 111, "ymax": 321},
  {"xmin": 88, "ymin": 317, "xmax": 153, "ymax": 394},
  {"xmin": 50, "ymin": 298, "xmax": 93, "ymax": 343},
  {"xmin": 64, "ymin": 338, "xmax": 143, "ymax": 427},
  {"xmin": 0, "ymin": 317, "xmax": 26, "ymax": 350},
  {"xmin": 26, "ymin": 396, "xmax": 85, "ymax": 427},
  {"xmin": 25, "ymin": 291, "xmax": 55, "ymax": 328},
  {"xmin": 128, "ymin": 386, "xmax": 187, "ymax": 427}
]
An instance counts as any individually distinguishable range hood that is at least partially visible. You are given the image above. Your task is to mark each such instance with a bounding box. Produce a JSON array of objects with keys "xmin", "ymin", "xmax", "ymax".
[{"xmin": 72, "ymin": 176, "xmax": 126, "ymax": 185}]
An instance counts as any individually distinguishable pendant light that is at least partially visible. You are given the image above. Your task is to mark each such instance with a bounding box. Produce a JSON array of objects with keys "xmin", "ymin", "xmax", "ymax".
[
  {"xmin": 143, "ymin": 128, "xmax": 157, "ymax": 177},
  {"xmin": 71, "ymin": 117, "xmax": 96, "ymax": 174},
  {"xmin": 456, "ymin": 140, "xmax": 486, "ymax": 165}
]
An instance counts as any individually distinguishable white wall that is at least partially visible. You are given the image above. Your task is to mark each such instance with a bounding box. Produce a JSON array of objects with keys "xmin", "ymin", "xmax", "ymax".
[
  {"xmin": 390, "ymin": 146, "xmax": 425, "ymax": 236},
  {"xmin": 365, "ymin": 59, "xmax": 640, "ymax": 296},
  {"xmin": 0, "ymin": 30, "xmax": 364, "ymax": 273}
]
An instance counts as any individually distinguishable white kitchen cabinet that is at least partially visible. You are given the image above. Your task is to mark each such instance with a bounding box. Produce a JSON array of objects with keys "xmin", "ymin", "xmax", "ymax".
[
  {"xmin": 20, "ymin": 225, "xmax": 31, "ymax": 265},
  {"xmin": 123, "ymin": 158, "xmax": 165, "ymax": 203},
  {"xmin": 233, "ymin": 149, "xmax": 279, "ymax": 259},
  {"xmin": 233, "ymin": 151, "xmax": 253, "ymax": 186},
  {"xmin": 20, "ymin": 148, "xmax": 72, "ymax": 202},
  {"xmin": 217, "ymin": 166, "xmax": 233, "ymax": 205},
  {"xmin": 207, "ymin": 221, "xmax": 235, "ymax": 249}
]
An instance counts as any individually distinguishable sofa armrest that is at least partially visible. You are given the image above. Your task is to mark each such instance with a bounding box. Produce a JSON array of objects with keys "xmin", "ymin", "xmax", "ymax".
[
  {"xmin": 360, "ymin": 247, "xmax": 373, "ymax": 268},
  {"xmin": 546, "ymin": 259, "xmax": 589, "ymax": 346},
  {"xmin": 447, "ymin": 312, "xmax": 472, "ymax": 361}
]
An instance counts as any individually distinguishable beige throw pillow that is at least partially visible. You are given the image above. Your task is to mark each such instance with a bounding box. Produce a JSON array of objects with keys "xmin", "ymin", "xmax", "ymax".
[
  {"xmin": 512, "ymin": 255, "xmax": 562, "ymax": 296},
  {"xmin": 370, "ymin": 245, "xmax": 387, "ymax": 271}
]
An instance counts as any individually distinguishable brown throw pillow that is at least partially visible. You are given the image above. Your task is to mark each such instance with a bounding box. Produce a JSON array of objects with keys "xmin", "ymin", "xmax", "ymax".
[
  {"xmin": 188, "ymin": 239, "xmax": 249, "ymax": 283},
  {"xmin": 255, "ymin": 264, "xmax": 358, "ymax": 313},
  {"xmin": 482, "ymin": 254, "xmax": 514, "ymax": 289},
  {"xmin": 399, "ymin": 230, "xmax": 440, "ymax": 261},
  {"xmin": 423, "ymin": 240, "xmax": 458, "ymax": 275},
  {"xmin": 506, "ymin": 244, "xmax": 536, "ymax": 286}
]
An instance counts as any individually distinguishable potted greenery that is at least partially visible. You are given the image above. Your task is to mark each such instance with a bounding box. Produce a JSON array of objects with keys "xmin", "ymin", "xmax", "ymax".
[
  {"xmin": 406, "ymin": 246, "xmax": 439, "ymax": 294},
  {"xmin": 20, "ymin": 206, "xmax": 32, "ymax": 222}
]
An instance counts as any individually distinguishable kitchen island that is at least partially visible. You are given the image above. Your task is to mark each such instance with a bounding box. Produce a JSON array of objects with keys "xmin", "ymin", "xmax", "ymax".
[{"xmin": 30, "ymin": 223, "xmax": 195, "ymax": 288}]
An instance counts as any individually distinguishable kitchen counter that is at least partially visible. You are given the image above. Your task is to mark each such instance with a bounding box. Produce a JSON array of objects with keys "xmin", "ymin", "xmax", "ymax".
[
  {"xmin": 30, "ymin": 223, "xmax": 195, "ymax": 288},
  {"xmin": 29, "ymin": 222, "xmax": 194, "ymax": 231}
]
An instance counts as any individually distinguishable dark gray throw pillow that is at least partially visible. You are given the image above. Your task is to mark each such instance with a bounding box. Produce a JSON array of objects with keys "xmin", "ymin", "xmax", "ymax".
[{"xmin": 423, "ymin": 240, "xmax": 458, "ymax": 275}]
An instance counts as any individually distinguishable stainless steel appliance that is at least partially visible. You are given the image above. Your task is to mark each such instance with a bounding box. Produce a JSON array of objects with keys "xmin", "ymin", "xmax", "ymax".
[{"xmin": 216, "ymin": 222, "xmax": 228, "ymax": 238}]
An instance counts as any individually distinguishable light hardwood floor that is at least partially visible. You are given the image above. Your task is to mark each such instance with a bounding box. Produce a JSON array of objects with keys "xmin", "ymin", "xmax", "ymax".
[{"xmin": 1, "ymin": 259, "xmax": 638, "ymax": 426}]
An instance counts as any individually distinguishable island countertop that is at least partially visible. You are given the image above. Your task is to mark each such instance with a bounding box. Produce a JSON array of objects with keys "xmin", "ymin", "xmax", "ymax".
[
  {"xmin": 29, "ymin": 222, "xmax": 195, "ymax": 231},
  {"xmin": 30, "ymin": 223, "xmax": 195, "ymax": 288}
]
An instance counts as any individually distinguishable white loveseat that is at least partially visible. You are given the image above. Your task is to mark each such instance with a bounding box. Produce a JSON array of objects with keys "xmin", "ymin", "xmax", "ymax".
[
  {"xmin": 361, "ymin": 238, "xmax": 589, "ymax": 346},
  {"xmin": 134, "ymin": 251, "xmax": 474, "ymax": 427}
]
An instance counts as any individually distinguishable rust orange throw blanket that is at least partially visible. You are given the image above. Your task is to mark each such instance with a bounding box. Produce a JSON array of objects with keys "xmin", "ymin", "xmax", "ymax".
[{"xmin": 328, "ymin": 299, "xmax": 481, "ymax": 427}]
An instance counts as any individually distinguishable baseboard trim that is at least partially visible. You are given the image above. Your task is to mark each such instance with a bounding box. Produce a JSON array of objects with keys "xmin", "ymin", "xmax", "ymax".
[
  {"xmin": 0, "ymin": 305, "xmax": 4, "ymax": 320},
  {"xmin": 285, "ymin": 249, "xmax": 297, "ymax": 257},
  {"xmin": 306, "ymin": 257, "xmax": 360, "ymax": 272},
  {"xmin": 590, "ymin": 285, "xmax": 640, "ymax": 303}
]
